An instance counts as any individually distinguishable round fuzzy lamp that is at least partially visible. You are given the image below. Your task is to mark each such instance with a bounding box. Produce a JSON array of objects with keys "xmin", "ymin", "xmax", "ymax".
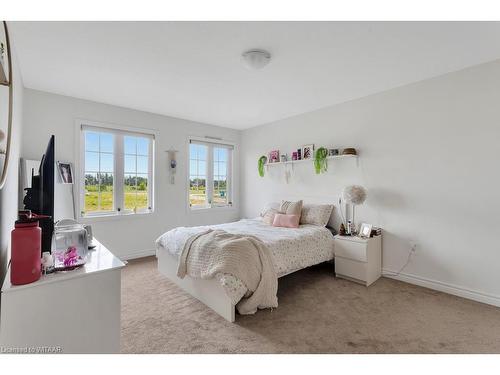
[{"xmin": 342, "ymin": 185, "xmax": 367, "ymax": 234}]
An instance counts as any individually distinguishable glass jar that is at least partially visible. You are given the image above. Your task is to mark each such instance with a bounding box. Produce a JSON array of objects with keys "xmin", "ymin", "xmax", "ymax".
[{"xmin": 52, "ymin": 223, "xmax": 88, "ymax": 270}]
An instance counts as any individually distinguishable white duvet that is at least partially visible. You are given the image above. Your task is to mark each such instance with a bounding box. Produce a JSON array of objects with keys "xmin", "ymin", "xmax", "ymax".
[{"xmin": 155, "ymin": 218, "xmax": 335, "ymax": 304}]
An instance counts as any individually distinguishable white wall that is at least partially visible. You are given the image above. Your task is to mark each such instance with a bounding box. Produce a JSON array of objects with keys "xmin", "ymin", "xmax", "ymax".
[
  {"xmin": 0, "ymin": 49, "xmax": 24, "ymax": 285},
  {"xmin": 21, "ymin": 89, "xmax": 240, "ymax": 259},
  {"xmin": 241, "ymin": 59, "xmax": 500, "ymax": 306},
  {"xmin": 19, "ymin": 59, "xmax": 500, "ymax": 307}
]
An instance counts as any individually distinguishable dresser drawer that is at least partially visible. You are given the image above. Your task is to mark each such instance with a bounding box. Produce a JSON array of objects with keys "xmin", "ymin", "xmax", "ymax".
[
  {"xmin": 335, "ymin": 258, "xmax": 367, "ymax": 283},
  {"xmin": 335, "ymin": 239, "xmax": 367, "ymax": 262}
]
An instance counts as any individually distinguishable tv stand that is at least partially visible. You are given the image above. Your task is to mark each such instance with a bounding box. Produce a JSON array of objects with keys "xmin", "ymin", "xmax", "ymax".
[{"xmin": 0, "ymin": 239, "xmax": 125, "ymax": 353}]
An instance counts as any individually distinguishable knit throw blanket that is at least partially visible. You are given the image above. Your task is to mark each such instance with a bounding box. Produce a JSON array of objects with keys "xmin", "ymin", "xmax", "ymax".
[{"xmin": 177, "ymin": 229, "xmax": 278, "ymax": 315}]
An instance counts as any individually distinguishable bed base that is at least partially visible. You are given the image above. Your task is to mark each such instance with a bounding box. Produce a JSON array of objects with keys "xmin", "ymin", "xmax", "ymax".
[
  {"xmin": 157, "ymin": 249, "xmax": 236, "ymax": 322},
  {"xmin": 157, "ymin": 248, "xmax": 334, "ymax": 323}
]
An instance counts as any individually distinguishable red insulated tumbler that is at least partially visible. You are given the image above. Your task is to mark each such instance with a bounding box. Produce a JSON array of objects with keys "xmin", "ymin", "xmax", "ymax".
[{"xmin": 10, "ymin": 211, "xmax": 46, "ymax": 285}]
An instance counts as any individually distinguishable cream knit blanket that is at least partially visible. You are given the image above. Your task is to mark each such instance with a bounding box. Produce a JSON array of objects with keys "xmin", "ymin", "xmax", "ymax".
[{"xmin": 177, "ymin": 229, "xmax": 278, "ymax": 315}]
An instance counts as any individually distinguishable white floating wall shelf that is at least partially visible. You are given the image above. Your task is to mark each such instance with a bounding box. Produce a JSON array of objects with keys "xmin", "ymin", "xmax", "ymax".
[{"xmin": 265, "ymin": 154, "xmax": 358, "ymax": 168}]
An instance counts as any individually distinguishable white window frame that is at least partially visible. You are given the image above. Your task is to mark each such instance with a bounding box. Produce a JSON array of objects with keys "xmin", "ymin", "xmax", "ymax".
[
  {"xmin": 187, "ymin": 136, "xmax": 235, "ymax": 211},
  {"xmin": 75, "ymin": 119, "xmax": 156, "ymax": 220}
]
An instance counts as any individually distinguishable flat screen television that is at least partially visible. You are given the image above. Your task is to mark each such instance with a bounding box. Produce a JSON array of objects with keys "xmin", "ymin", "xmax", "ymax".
[
  {"xmin": 24, "ymin": 135, "xmax": 55, "ymax": 253},
  {"xmin": 39, "ymin": 135, "xmax": 55, "ymax": 252}
]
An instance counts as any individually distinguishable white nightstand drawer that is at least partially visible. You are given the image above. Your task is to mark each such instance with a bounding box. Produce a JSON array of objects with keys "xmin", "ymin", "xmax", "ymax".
[
  {"xmin": 335, "ymin": 258, "xmax": 367, "ymax": 283},
  {"xmin": 335, "ymin": 239, "xmax": 367, "ymax": 262}
]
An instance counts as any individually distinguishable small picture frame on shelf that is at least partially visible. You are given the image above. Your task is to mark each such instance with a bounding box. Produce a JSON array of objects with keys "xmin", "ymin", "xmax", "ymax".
[
  {"xmin": 269, "ymin": 150, "xmax": 280, "ymax": 163},
  {"xmin": 301, "ymin": 144, "xmax": 314, "ymax": 160},
  {"xmin": 358, "ymin": 223, "xmax": 372, "ymax": 238}
]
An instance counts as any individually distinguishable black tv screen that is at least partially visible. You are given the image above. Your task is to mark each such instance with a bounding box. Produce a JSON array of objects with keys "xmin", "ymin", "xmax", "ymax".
[{"xmin": 38, "ymin": 135, "xmax": 55, "ymax": 252}]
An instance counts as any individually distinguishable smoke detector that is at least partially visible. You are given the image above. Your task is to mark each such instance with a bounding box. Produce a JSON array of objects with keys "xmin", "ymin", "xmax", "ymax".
[{"xmin": 241, "ymin": 49, "xmax": 271, "ymax": 70}]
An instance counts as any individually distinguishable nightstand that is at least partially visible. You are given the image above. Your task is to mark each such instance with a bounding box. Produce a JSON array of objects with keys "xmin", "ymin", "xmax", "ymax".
[{"xmin": 334, "ymin": 234, "xmax": 382, "ymax": 286}]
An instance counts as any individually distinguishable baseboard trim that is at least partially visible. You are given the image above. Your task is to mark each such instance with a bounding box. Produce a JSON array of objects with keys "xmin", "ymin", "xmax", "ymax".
[
  {"xmin": 119, "ymin": 249, "xmax": 156, "ymax": 261},
  {"xmin": 382, "ymin": 269, "xmax": 500, "ymax": 308}
]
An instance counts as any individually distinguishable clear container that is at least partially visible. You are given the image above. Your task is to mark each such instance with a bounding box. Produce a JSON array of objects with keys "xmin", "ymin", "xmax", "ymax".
[{"xmin": 52, "ymin": 223, "xmax": 88, "ymax": 270}]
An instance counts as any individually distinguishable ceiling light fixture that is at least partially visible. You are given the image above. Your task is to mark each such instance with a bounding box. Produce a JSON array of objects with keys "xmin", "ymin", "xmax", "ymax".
[{"xmin": 241, "ymin": 49, "xmax": 271, "ymax": 70}]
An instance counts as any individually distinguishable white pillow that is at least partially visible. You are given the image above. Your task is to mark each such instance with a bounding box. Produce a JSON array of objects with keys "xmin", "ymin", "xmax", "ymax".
[
  {"xmin": 279, "ymin": 200, "xmax": 303, "ymax": 215},
  {"xmin": 300, "ymin": 204, "xmax": 334, "ymax": 227},
  {"xmin": 260, "ymin": 202, "xmax": 280, "ymax": 217},
  {"xmin": 261, "ymin": 208, "xmax": 278, "ymax": 225}
]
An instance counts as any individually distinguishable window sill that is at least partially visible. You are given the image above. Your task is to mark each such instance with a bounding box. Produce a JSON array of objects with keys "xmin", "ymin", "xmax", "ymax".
[
  {"xmin": 79, "ymin": 210, "xmax": 155, "ymax": 223},
  {"xmin": 189, "ymin": 206, "xmax": 237, "ymax": 214}
]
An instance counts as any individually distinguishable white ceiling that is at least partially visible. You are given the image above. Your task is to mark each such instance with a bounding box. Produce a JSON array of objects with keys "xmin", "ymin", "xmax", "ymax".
[{"xmin": 10, "ymin": 21, "xmax": 500, "ymax": 129}]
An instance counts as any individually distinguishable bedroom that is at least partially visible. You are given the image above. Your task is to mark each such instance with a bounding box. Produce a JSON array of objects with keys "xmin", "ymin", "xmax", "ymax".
[{"xmin": 1, "ymin": 0, "xmax": 500, "ymax": 372}]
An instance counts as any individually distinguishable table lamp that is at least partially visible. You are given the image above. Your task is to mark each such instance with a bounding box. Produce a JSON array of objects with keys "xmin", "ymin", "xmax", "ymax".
[{"xmin": 342, "ymin": 185, "xmax": 367, "ymax": 234}]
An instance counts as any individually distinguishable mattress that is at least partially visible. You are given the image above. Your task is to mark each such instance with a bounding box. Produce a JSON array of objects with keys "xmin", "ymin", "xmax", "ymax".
[{"xmin": 155, "ymin": 218, "xmax": 335, "ymax": 304}]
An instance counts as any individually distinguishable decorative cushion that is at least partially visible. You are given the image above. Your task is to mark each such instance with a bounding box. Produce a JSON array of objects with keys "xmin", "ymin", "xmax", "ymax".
[
  {"xmin": 279, "ymin": 200, "xmax": 303, "ymax": 215},
  {"xmin": 262, "ymin": 208, "xmax": 278, "ymax": 225},
  {"xmin": 300, "ymin": 204, "xmax": 334, "ymax": 227},
  {"xmin": 260, "ymin": 202, "xmax": 280, "ymax": 217},
  {"xmin": 272, "ymin": 214, "xmax": 300, "ymax": 228}
]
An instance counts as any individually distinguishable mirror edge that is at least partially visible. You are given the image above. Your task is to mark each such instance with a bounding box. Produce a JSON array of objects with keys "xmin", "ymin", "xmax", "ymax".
[{"xmin": 0, "ymin": 20, "xmax": 14, "ymax": 190}]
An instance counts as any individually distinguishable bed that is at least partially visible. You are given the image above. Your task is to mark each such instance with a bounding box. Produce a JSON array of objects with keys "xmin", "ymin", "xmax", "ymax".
[{"xmin": 156, "ymin": 217, "xmax": 335, "ymax": 322}]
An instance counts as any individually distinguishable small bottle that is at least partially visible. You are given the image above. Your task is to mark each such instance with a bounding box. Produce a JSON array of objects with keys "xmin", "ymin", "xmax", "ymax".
[
  {"xmin": 346, "ymin": 220, "xmax": 352, "ymax": 235},
  {"xmin": 41, "ymin": 252, "xmax": 54, "ymax": 275}
]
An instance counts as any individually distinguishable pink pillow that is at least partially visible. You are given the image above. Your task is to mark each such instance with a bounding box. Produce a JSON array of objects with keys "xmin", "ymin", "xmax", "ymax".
[{"xmin": 272, "ymin": 214, "xmax": 300, "ymax": 228}]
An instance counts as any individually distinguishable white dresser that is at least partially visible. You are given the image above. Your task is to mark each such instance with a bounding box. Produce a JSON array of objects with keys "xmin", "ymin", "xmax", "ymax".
[
  {"xmin": 0, "ymin": 239, "xmax": 125, "ymax": 354},
  {"xmin": 334, "ymin": 234, "xmax": 382, "ymax": 286}
]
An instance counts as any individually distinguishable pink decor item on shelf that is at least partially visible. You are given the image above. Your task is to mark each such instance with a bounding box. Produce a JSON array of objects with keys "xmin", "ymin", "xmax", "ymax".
[{"xmin": 269, "ymin": 150, "xmax": 280, "ymax": 163}]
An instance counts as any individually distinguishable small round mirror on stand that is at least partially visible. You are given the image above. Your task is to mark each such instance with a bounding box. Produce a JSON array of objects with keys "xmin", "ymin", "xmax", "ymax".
[{"xmin": 0, "ymin": 21, "xmax": 13, "ymax": 190}]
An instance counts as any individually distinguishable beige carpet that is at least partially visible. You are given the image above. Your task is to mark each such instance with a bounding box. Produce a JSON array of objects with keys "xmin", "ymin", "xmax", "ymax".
[{"xmin": 121, "ymin": 256, "xmax": 500, "ymax": 353}]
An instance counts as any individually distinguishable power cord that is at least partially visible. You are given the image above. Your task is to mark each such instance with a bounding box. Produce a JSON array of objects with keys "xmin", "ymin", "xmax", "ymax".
[
  {"xmin": 383, "ymin": 245, "xmax": 416, "ymax": 277},
  {"xmin": 354, "ymin": 158, "xmax": 415, "ymax": 278}
]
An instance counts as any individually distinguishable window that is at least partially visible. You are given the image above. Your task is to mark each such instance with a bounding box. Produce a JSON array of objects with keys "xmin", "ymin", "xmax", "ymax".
[
  {"xmin": 83, "ymin": 131, "xmax": 115, "ymax": 213},
  {"xmin": 124, "ymin": 136, "xmax": 150, "ymax": 212},
  {"xmin": 79, "ymin": 123, "xmax": 154, "ymax": 217},
  {"xmin": 189, "ymin": 139, "xmax": 233, "ymax": 209},
  {"xmin": 189, "ymin": 143, "xmax": 207, "ymax": 207},
  {"xmin": 212, "ymin": 146, "xmax": 229, "ymax": 206}
]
